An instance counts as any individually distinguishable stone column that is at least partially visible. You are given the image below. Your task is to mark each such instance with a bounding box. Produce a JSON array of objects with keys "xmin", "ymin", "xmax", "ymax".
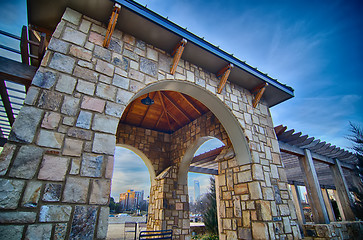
[
  {"xmin": 321, "ymin": 187, "xmax": 336, "ymax": 221},
  {"xmin": 298, "ymin": 149, "xmax": 330, "ymax": 223},
  {"xmin": 330, "ymin": 159, "xmax": 355, "ymax": 221},
  {"xmin": 290, "ymin": 183, "xmax": 305, "ymax": 229}
]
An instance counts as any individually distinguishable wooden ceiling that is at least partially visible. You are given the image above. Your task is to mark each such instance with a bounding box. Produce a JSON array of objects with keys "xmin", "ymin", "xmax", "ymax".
[{"xmin": 120, "ymin": 91, "xmax": 210, "ymax": 133}]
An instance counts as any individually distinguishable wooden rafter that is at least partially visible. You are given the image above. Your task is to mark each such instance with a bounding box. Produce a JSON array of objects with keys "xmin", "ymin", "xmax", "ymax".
[
  {"xmin": 154, "ymin": 110, "xmax": 165, "ymax": 129},
  {"xmin": 103, "ymin": 4, "xmax": 121, "ymax": 48},
  {"xmin": 177, "ymin": 92, "xmax": 201, "ymax": 116},
  {"xmin": 161, "ymin": 92, "xmax": 191, "ymax": 122},
  {"xmin": 158, "ymin": 91, "xmax": 173, "ymax": 132},
  {"xmin": 217, "ymin": 63, "xmax": 233, "ymax": 93},
  {"xmin": 0, "ymin": 80, "xmax": 15, "ymax": 126},
  {"xmin": 252, "ymin": 82, "xmax": 267, "ymax": 108},
  {"xmin": 170, "ymin": 39, "xmax": 187, "ymax": 75},
  {"xmin": 139, "ymin": 92, "xmax": 156, "ymax": 127}
]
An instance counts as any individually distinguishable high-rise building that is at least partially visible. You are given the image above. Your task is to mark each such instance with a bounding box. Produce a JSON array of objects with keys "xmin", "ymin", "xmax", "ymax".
[
  {"xmin": 119, "ymin": 189, "xmax": 144, "ymax": 211},
  {"xmin": 194, "ymin": 180, "xmax": 200, "ymax": 203}
]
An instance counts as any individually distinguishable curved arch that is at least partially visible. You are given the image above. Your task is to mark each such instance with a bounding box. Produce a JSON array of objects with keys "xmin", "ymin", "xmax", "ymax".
[
  {"xmin": 116, "ymin": 144, "xmax": 157, "ymax": 184},
  {"xmin": 178, "ymin": 136, "xmax": 214, "ymax": 185},
  {"xmin": 127, "ymin": 80, "xmax": 251, "ymax": 166}
]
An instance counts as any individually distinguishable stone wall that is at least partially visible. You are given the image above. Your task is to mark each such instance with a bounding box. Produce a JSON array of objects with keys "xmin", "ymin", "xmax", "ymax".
[
  {"xmin": 303, "ymin": 221, "xmax": 363, "ymax": 239},
  {"xmin": 0, "ymin": 7, "xmax": 301, "ymax": 239}
]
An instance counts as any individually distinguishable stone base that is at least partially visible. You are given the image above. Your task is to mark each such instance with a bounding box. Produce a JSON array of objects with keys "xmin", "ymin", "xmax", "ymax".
[{"xmin": 303, "ymin": 221, "xmax": 363, "ymax": 239}]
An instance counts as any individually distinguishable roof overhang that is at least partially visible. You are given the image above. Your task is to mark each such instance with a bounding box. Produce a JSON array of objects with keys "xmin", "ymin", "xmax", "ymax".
[{"xmin": 27, "ymin": 0, "xmax": 294, "ymax": 107}]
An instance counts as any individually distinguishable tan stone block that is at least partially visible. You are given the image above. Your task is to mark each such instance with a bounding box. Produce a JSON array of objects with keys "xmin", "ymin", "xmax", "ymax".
[
  {"xmin": 95, "ymin": 59, "xmax": 114, "ymax": 76},
  {"xmin": 63, "ymin": 138, "xmax": 83, "ymax": 156},
  {"xmin": 21, "ymin": 181, "xmax": 42, "ymax": 208},
  {"xmin": 252, "ymin": 164, "xmax": 264, "ymax": 180},
  {"xmin": 123, "ymin": 34, "xmax": 135, "ymax": 45},
  {"xmin": 38, "ymin": 155, "xmax": 69, "ymax": 181},
  {"xmin": 176, "ymin": 203, "xmax": 183, "ymax": 210},
  {"xmin": 234, "ymin": 183, "xmax": 248, "ymax": 195},
  {"xmin": 69, "ymin": 45, "xmax": 92, "ymax": 61},
  {"xmin": 237, "ymin": 170, "xmax": 252, "ymax": 183},
  {"xmin": 89, "ymin": 31, "xmax": 103, "ymax": 46},
  {"xmin": 105, "ymin": 156, "xmax": 114, "ymax": 179},
  {"xmin": 248, "ymin": 181, "xmax": 263, "ymax": 200},
  {"xmin": 256, "ymin": 200, "xmax": 272, "ymax": 221},
  {"xmin": 252, "ymin": 222, "xmax": 269, "ymax": 240},
  {"xmin": 81, "ymin": 96, "xmax": 105, "ymax": 113},
  {"xmin": 62, "ymin": 177, "xmax": 89, "ymax": 203},
  {"xmin": 90, "ymin": 179, "xmax": 111, "ymax": 204}
]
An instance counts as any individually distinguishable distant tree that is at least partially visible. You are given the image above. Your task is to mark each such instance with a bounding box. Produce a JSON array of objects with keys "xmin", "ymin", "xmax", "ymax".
[
  {"xmin": 347, "ymin": 122, "xmax": 363, "ymax": 219},
  {"xmin": 202, "ymin": 177, "xmax": 218, "ymax": 235},
  {"xmin": 109, "ymin": 197, "xmax": 116, "ymax": 212}
]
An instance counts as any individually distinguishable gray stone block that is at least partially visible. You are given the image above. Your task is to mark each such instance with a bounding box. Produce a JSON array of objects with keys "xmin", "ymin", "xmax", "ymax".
[
  {"xmin": 112, "ymin": 54, "xmax": 129, "ymax": 71},
  {"xmin": 94, "ymin": 45, "xmax": 112, "ymax": 62},
  {"xmin": 92, "ymin": 114, "xmax": 118, "ymax": 134},
  {"xmin": 0, "ymin": 143, "xmax": 16, "ymax": 176},
  {"xmin": 0, "ymin": 211, "xmax": 36, "ymax": 223},
  {"xmin": 24, "ymin": 87, "xmax": 40, "ymax": 106},
  {"xmin": 105, "ymin": 101, "xmax": 125, "ymax": 118},
  {"xmin": 22, "ymin": 181, "xmax": 42, "ymax": 208},
  {"xmin": 112, "ymin": 74, "xmax": 129, "ymax": 90},
  {"xmin": 140, "ymin": 57, "xmax": 157, "ymax": 77},
  {"xmin": 76, "ymin": 111, "xmax": 92, "ymax": 129},
  {"xmin": 9, "ymin": 145, "xmax": 44, "ymax": 179},
  {"xmin": 43, "ymin": 183, "xmax": 62, "ymax": 202},
  {"xmin": 37, "ymin": 130, "xmax": 64, "ymax": 149},
  {"xmin": 92, "ymin": 133, "xmax": 115, "ymax": 155},
  {"xmin": 89, "ymin": 179, "xmax": 111, "ymax": 204},
  {"xmin": 81, "ymin": 153, "xmax": 104, "ymax": 177},
  {"xmin": 62, "ymin": 177, "xmax": 89, "ymax": 203},
  {"xmin": 54, "ymin": 223, "xmax": 68, "ymax": 240},
  {"xmin": 47, "ymin": 38, "xmax": 70, "ymax": 54},
  {"xmin": 70, "ymin": 205, "xmax": 98, "ymax": 240},
  {"xmin": 55, "ymin": 74, "xmax": 77, "ymax": 94},
  {"xmin": 96, "ymin": 82, "xmax": 117, "ymax": 101},
  {"xmin": 97, "ymin": 207, "xmax": 109, "ymax": 239},
  {"xmin": 38, "ymin": 155, "xmax": 69, "ymax": 181},
  {"xmin": 39, "ymin": 205, "xmax": 72, "ymax": 222},
  {"xmin": 116, "ymin": 89, "xmax": 133, "ymax": 105},
  {"xmin": 62, "ymin": 27, "xmax": 87, "ymax": 46},
  {"xmin": 32, "ymin": 70, "xmax": 58, "ymax": 89},
  {"xmin": 25, "ymin": 224, "xmax": 52, "ymax": 240},
  {"xmin": 67, "ymin": 127, "xmax": 92, "ymax": 140},
  {"xmin": 0, "ymin": 225, "xmax": 24, "ymax": 240},
  {"xmin": 61, "ymin": 96, "xmax": 80, "ymax": 116},
  {"xmin": 37, "ymin": 90, "xmax": 63, "ymax": 111},
  {"xmin": 9, "ymin": 106, "xmax": 43, "ymax": 143},
  {"xmin": 49, "ymin": 52, "xmax": 76, "ymax": 73},
  {"xmin": 0, "ymin": 179, "xmax": 24, "ymax": 209}
]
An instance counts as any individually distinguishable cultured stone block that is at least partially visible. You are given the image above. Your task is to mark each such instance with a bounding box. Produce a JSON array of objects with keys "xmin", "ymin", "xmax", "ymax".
[
  {"xmin": 48, "ymin": 38, "xmax": 69, "ymax": 54},
  {"xmin": 54, "ymin": 223, "xmax": 68, "ymax": 240},
  {"xmin": 262, "ymin": 187, "xmax": 274, "ymax": 200},
  {"xmin": 76, "ymin": 111, "xmax": 92, "ymax": 129},
  {"xmin": 0, "ymin": 143, "xmax": 16, "ymax": 175},
  {"xmin": 109, "ymin": 38, "xmax": 122, "ymax": 54},
  {"xmin": 234, "ymin": 183, "xmax": 248, "ymax": 195},
  {"xmin": 270, "ymin": 164, "xmax": 279, "ymax": 178},
  {"xmin": 159, "ymin": 53, "xmax": 172, "ymax": 73},
  {"xmin": 248, "ymin": 181, "xmax": 263, "ymax": 200},
  {"xmin": 73, "ymin": 65, "xmax": 99, "ymax": 82},
  {"xmin": 96, "ymin": 82, "xmax": 117, "ymax": 101},
  {"xmin": 32, "ymin": 70, "xmax": 58, "ymax": 89},
  {"xmin": 22, "ymin": 181, "xmax": 42, "ymax": 208},
  {"xmin": 43, "ymin": 183, "xmax": 62, "ymax": 202},
  {"xmin": 81, "ymin": 153, "xmax": 104, "ymax": 177},
  {"xmin": 105, "ymin": 101, "xmax": 125, "ymax": 118},
  {"xmin": 283, "ymin": 217, "xmax": 292, "ymax": 233},
  {"xmin": 41, "ymin": 112, "xmax": 61, "ymax": 129},
  {"xmin": 123, "ymin": 49, "xmax": 138, "ymax": 61},
  {"xmin": 92, "ymin": 133, "xmax": 116, "ymax": 155},
  {"xmin": 89, "ymin": 179, "xmax": 111, "ymax": 204},
  {"xmin": 9, "ymin": 145, "xmax": 44, "ymax": 179},
  {"xmin": 62, "ymin": 7, "xmax": 82, "ymax": 25},
  {"xmin": 63, "ymin": 138, "xmax": 83, "ymax": 156},
  {"xmin": 39, "ymin": 205, "xmax": 72, "ymax": 222},
  {"xmin": 9, "ymin": 106, "xmax": 43, "ymax": 143},
  {"xmin": 105, "ymin": 156, "xmax": 114, "ymax": 179},
  {"xmin": 0, "ymin": 225, "xmax": 24, "ymax": 240},
  {"xmin": 129, "ymin": 69, "xmax": 144, "ymax": 82},
  {"xmin": 62, "ymin": 27, "xmax": 87, "ymax": 46},
  {"xmin": 81, "ymin": 96, "xmax": 105, "ymax": 113},
  {"xmin": 256, "ymin": 200, "xmax": 272, "ymax": 221},
  {"xmin": 70, "ymin": 158, "xmax": 81, "ymax": 175},
  {"xmin": 37, "ymin": 130, "xmax": 64, "ymax": 149},
  {"xmin": 97, "ymin": 207, "xmax": 109, "ymax": 239},
  {"xmin": 94, "ymin": 45, "xmax": 112, "ymax": 62},
  {"xmin": 140, "ymin": 57, "xmax": 157, "ymax": 77},
  {"xmin": 252, "ymin": 164, "xmax": 264, "ymax": 180},
  {"xmin": 95, "ymin": 59, "xmax": 114, "ymax": 76},
  {"xmin": 63, "ymin": 116, "xmax": 75, "ymax": 126},
  {"xmin": 146, "ymin": 48, "xmax": 158, "ymax": 61},
  {"xmin": 70, "ymin": 205, "xmax": 98, "ymax": 240},
  {"xmin": 89, "ymin": 31, "xmax": 104, "ymax": 46},
  {"xmin": 237, "ymin": 170, "xmax": 252, "ymax": 183},
  {"xmin": 62, "ymin": 177, "xmax": 89, "ymax": 203},
  {"xmin": 25, "ymin": 224, "xmax": 52, "ymax": 240},
  {"xmin": 76, "ymin": 79, "xmax": 95, "ymax": 95},
  {"xmin": 92, "ymin": 114, "xmax": 118, "ymax": 134},
  {"xmin": 279, "ymin": 204, "xmax": 291, "ymax": 216},
  {"xmin": 37, "ymin": 90, "xmax": 63, "ymax": 111},
  {"xmin": 0, "ymin": 212, "xmax": 36, "ymax": 223},
  {"xmin": 61, "ymin": 96, "xmax": 80, "ymax": 116},
  {"xmin": 79, "ymin": 19, "xmax": 91, "ymax": 33},
  {"xmin": 129, "ymin": 80, "xmax": 145, "ymax": 92},
  {"xmin": 113, "ymin": 74, "xmax": 130, "ymax": 90},
  {"xmin": 38, "ymin": 155, "xmax": 69, "ymax": 181},
  {"xmin": 0, "ymin": 179, "xmax": 24, "ymax": 209},
  {"xmin": 24, "ymin": 87, "xmax": 40, "ymax": 105},
  {"xmin": 252, "ymin": 222, "xmax": 269, "ymax": 239},
  {"xmin": 69, "ymin": 45, "xmax": 92, "ymax": 61},
  {"xmin": 112, "ymin": 53, "xmax": 129, "ymax": 71},
  {"xmin": 273, "ymin": 185, "xmax": 282, "ymax": 204},
  {"xmin": 68, "ymin": 127, "xmax": 92, "ymax": 140},
  {"xmin": 49, "ymin": 52, "xmax": 76, "ymax": 73}
]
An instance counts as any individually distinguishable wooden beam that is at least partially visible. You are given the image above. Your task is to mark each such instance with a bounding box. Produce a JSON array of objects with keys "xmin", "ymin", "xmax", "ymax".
[
  {"xmin": 0, "ymin": 137, "xmax": 7, "ymax": 147},
  {"xmin": 321, "ymin": 187, "xmax": 336, "ymax": 221},
  {"xmin": 188, "ymin": 166, "xmax": 218, "ymax": 175},
  {"xmin": 103, "ymin": 4, "xmax": 121, "ymax": 48},
  {"xmin": 139, "ymin": 92, "xmax": 156, "ymax": 127},
  {"xmin": 252, "ymin": 83, "xmax": 267, "ymax": 108},
  {"xmin": 216, "ymin": 64, "xmax": 233, "ymax": 93},
  {"xmin": 0, "ymin": 56, "xmax": 36, "ymax": 88},
  {"xmin": 161, "ymin": 92, "xmax": 191, "ymax": 122},
  {"xmin": 20, "ymin": 26, "xmax": 29, "ymax": 65},
  {"xmin": 177, "ymin": 92, "xmax": 201, "ymax": 116},
  {"xmin": 329, "ymin": 159, "xmax": 356, "ymax": 220},
  {"xmin": 158, "ymin": 91, "xmax": 173, "ymax": 132},
  {"xmin": 290, "ymin": 182, "xmax": 306, "ymax": 232},
  {"xmin": 0, "ymin": 80, "xmax": 15, "ymax": 126},
  {"xmin": 170, "ymin": 39, "xmax": 187, "ymax": 75},
  {"xmin": 298, "ymin": 149, "xmax": 330, "ymax": 224}
]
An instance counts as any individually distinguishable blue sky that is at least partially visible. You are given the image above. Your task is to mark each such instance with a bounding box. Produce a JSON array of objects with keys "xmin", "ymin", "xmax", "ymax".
[{"xmin": 1, "ymin": 0, "xmax": 362, "ymax": 200}]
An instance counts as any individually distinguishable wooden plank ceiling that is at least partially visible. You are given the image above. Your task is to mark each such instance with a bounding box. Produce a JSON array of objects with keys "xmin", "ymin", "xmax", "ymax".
[{"xmin": 120, "ymin": 91, "xmax": 210, "ymax": 133}]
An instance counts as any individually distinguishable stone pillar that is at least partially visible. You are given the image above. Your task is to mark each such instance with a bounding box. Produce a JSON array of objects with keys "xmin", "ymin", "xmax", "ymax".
[
  {"xmin": 290, "ymin": 183, "xmax": 306, "ymax": 229},
  {"xmin": 330, "ymin": 159, "xmax": 355, "ymax": 221},
  {"xmin": 298, "ymin": 149, "xmax": 330, "ymax": 224},
  {"xmin": 321, "ymin": 187, "xmax": 336, "ymax": 221}
]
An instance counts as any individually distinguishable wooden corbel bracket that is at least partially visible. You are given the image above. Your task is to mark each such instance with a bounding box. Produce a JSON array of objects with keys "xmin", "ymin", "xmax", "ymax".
[
  {"xmin": 217, "ymin": 63, "xmax": 233, "ymax": 93},
  {"xmin": 251, "ymin": 82, "xmax": 268, "ymax": 108},
  {"xmin": 103, "ymin": 3, "xmax": 121, "ymax": 48},
  {"xmin": 170, "ymin": 39, "xmax": 187, "ymax": 75}
]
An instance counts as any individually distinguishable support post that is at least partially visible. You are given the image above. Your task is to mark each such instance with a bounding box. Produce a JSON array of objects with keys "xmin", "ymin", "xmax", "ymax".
[
  {"xmin": 321, "ymin": 187, "xmax": 336, "ymax": 221},
  {"xmin": 20, "ymin": 26, "xmax": 29, "ymax": 65},
  {"xmin": 290, "ymin": 182, "xmax": 306, "ymax": 226},
  {"xmin": 330, "ymin": 159, "xmax": 356, "ymax": 220},
  {"xmin": 216, "ymin": 64, "xmax": 233, "ymax": 93},
  {"xmin": 103, "ymin": 4, "xmax": 121, "ymax": 48},
  {"xmin": 170, "ymin": 39, "xmax": 187, "ymax": 75},
  {"xmin": 251, "ymin": 83, "xmax": 267, "ymax": 108},
  {"xmin": 298, "ymin": 149, "xmax": 330, "ymax": 223}
]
